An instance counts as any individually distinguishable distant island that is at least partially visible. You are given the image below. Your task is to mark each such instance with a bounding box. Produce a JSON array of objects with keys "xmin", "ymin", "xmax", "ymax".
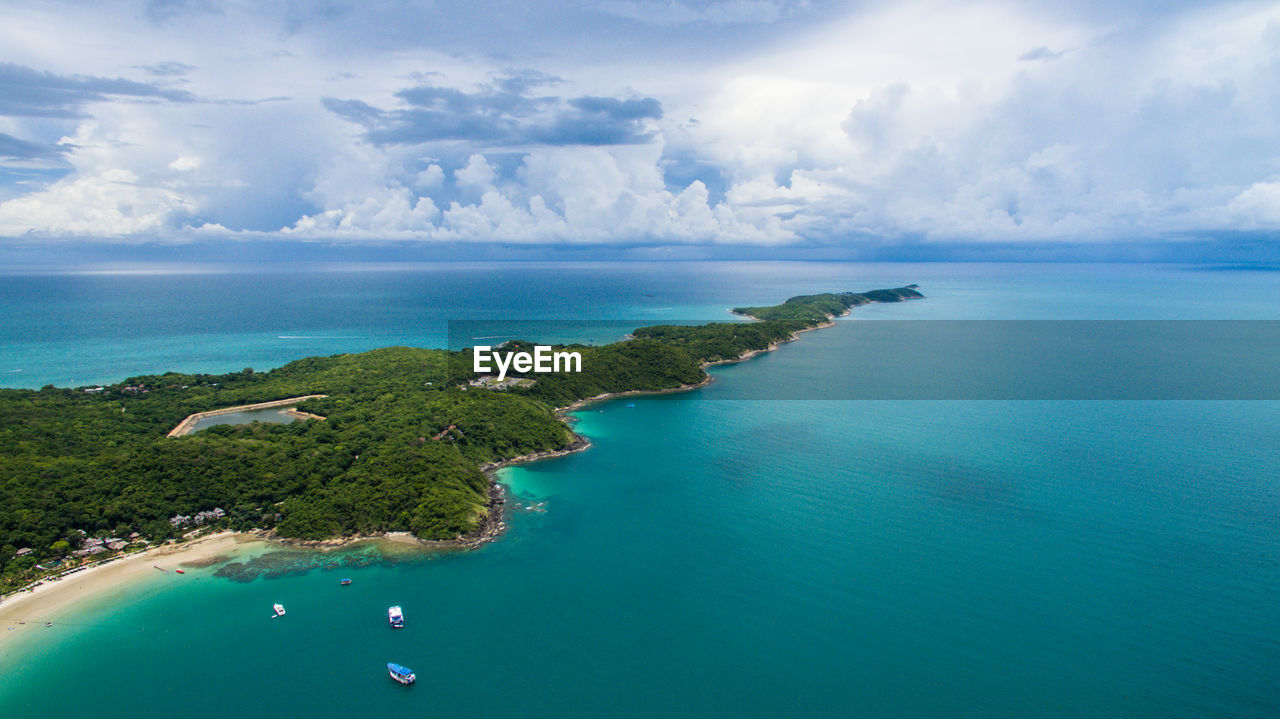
[{"xmin": 0, "ymin": 287, "xmax": 921, "ymax": 593}]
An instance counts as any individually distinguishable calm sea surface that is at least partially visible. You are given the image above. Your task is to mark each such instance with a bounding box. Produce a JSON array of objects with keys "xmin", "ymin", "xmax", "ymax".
[{"xmin": 1, "ymin": 262, "xmax": 1279, "ymax": 717}]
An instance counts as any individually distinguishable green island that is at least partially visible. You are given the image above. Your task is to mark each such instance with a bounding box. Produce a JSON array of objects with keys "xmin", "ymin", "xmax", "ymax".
[{"xmin": 0, "ymin": 286, "xmax": 921, "ymax": 591}]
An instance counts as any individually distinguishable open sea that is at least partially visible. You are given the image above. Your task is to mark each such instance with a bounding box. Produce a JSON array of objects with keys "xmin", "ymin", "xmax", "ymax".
[{"xmin": 2, "ymin": 261, "xmax": 1279, "ymax": 717}]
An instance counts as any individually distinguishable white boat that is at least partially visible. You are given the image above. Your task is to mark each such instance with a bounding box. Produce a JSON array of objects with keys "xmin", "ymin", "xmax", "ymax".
[
  {"xmin": 273, "ymin": 603, "xmax": 286, "ymax": 617},
  {"xmin": 388, "ymin": 605, "xmax": 404, "ymax": 628},
  {"xmin": 387, "ymin": 662, "xmax": 416, "ymax": 685}
]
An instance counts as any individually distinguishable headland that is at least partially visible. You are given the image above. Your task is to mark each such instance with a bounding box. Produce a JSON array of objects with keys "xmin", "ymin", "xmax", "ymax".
[{"xmin": 0, "ymin": 286, "xmax": 923, "ymax": 612}]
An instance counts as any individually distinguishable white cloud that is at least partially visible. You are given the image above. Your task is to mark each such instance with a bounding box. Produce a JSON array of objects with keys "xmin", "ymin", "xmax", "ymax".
[
  {"xmin": 414, "ymin": 163, "xmax": 444, "ymax": 189},
  {"xmin": 0, "ymin": 167, "xmax": 189, "ymax": 236},
  {"xmin": 673, "ymin": 0, "xmax": 1280, "ymax": 241},
  {"xmin": 1226, "ymin": 181, "xmax": 1280, "ymax": 226},
  {"xmin": 288, "ymin": 189, "xmax": 441, "ymax": 237},
  {"xmin": 0, "ymin": 0, "xmax": 1277, "ymax": 246},
  {"xmin": 454, "ymin": 154, "xmax": 497, "ymax": 194},
  {"xmin": 0, "ymin": 115, "xmax": 201, "ymax": 236},
  {"xmin": 168, "ymin": 155, "xmax": 200, "ymax": 171},
  {"xmin": 286, "ymin": 143, "xmax": 788, "ymax": 243}
]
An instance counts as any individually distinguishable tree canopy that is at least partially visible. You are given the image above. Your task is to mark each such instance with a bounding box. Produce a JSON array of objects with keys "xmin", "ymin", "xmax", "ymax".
[{"xmin": 0, "ymin": 286, "xmax": 921, "ymax": 588}]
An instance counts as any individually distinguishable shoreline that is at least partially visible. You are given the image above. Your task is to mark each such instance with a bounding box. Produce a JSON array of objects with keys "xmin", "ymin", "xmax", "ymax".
[
  {"xmin": 0, "ymin": 302, "xmax": 869, "ymax": 632},
  {"xmin": 463, "ymin": 308, "xmax": 852, "ymax": 540},
  {"xmin": 0, "ymin": 531, "xmax": 261, "ymax": 651},
  {"xmin": 701, "ymin": 320, "xmax": 835, "ymax": 368},
  {"xmin": 554, "ymin": 375, "xmax": 715, "ymax": 414},
  {"xmin": 546, "ymin": 308, "xmax": 840, "ymax": 411},
  {"xmin": 272, "ymin": 480, "xmax": 519, "ymax": 552}
]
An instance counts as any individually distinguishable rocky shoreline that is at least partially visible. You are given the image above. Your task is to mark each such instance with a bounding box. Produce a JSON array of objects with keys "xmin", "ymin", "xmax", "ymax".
[
  {"xmin": 215, "ymin": 438, "xmax": 594, "ymax": 557},
  {"xmin": 457, "ymin": 304, "xmax": 859, "ymax": 545},
  {"xmin": 140, "ymin": 299, "xmax": 889, "ymax": 556},
  {"xmin": 0, "ymin": 289, "xmax": 920, "ymax": 614},
  {"xmin": 555, "ymin": 375, "xmax": 715, "ymax": 414}
]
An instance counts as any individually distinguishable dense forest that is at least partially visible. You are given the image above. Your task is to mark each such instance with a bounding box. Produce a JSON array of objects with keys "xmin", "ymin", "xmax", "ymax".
[
  {"xmin": 731, "ymin": 286, "xmax": 922, "ymax": 322},
  {"xmin": 0, "ymin": 286, "xmax": 921, "ymax": 588}
]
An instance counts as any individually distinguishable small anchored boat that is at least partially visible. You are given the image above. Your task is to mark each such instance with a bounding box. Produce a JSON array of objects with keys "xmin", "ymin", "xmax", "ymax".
[
  {"xmin": 340, "ymin": 578, "xmax": 352, "ymax": 585},
  {"xmin": 175, "ymin": 569, "xmax": 185, "ymax": 574},
  {"xmin": 272, "ymin": 603, "xmax": 286, "ymax": 617},
  {"xmin": 387, "ymin": 662, "xmax": 416, "ymax": 685},
  {"xmin": 388, "ymin": 605, "xmax": 404, "ymax": 628}
]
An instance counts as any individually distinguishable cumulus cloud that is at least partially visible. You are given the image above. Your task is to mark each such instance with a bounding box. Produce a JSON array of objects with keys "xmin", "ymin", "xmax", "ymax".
[
  {"xmin": 1226, "ymin": 181, "xmax": 1280, "ymax": 226},
  {"xmin": 414, "ymin": 163, "xmax": 445, "ymax": 190},
  {"xmin": 0, "ymin": 61, "xmax": 203, "ymax": 192},
  {"xmin": 0, "ymin": 0, "xmax": 1278, "ymax": 247},
  {"xmin": 286, "ymin": 143, "xmax": 787, "ymax": 243},
  {"xmin": 0, "ymin": 167, "xmax": 190, "ymax": 236},
  {"xmin": 454, "ymin": 154, "xmax": 497, "ymax": 192},
  {"xmin": 675, "ymin": 0, "xmax": 1280, "ymax": 242}
]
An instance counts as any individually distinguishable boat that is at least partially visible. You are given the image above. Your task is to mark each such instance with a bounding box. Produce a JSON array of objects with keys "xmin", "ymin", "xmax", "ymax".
[
  {"xmin": 273, "ymin": 603, "xmax": 286, "ymax": 617},
  {"xmin": 388, "ymin": 605, "xmax": 404, "ymax": 628},
  {"xmin": 340, "ymin": 578, "xmax": 352, "ymax": 585},
  {"xmin": 175, "ymin": 569, "xmax": 185, "ymax": 574},
  {"xmin": 387, "ymin": 662, "xmax": 416, "ymax": 685}
]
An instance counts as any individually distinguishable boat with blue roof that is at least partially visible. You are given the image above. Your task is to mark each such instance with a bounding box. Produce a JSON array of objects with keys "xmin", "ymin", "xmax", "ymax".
[{"xmin": 388, "ymin": 662, "xmax": 416, "ymax": 685}]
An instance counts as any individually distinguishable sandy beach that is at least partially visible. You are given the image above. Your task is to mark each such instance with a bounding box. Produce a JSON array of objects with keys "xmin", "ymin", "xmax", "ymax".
[
  {"xmin": 0, "ymin": 531, "xmax": 264, "ymax": 651},
  {"xmin": 0, "ymin": 307, "xmax": 851, "ymax": 655}
]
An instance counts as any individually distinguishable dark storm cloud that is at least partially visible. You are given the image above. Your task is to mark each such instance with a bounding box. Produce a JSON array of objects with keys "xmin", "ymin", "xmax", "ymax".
[
  {"xmin": 491, "ymin": 68, "xmax": 561, "ymax": 95},
  {"xmin": 566, "ymin": 96, "xmax": 662, "ymax": 121},
  {"xmin": 1018, "ymin": 46, "xmax": 1066, "ymax": 62},
  {"xmin": 324, "ymin": 73, "xmax": 662, "ymax": 147},
  {"xmin": 0, "ymin": 62, "xmax": 197, "ymax": 119},
  {"xmin": 0, "ymin": 132, "xmax": 68, "ymax": 161},
  {"xmin": 530, "ymin": 96, "xmax": 663, "ymax": 145},
  {"xmin": 132, "ymin": 61, "xmax": 198, "ymax": 77},
  {"xmin": 143, "ymin": 0, "xmax": 220, "ymax": 24}
]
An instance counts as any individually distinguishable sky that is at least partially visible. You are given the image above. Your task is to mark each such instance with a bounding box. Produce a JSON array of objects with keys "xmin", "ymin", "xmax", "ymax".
[{"xmin": 0, "ymin": 0, "xmax": 1278, "ymax": 255}]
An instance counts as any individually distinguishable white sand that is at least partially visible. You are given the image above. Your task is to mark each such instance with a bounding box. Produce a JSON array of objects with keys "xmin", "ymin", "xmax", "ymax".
[{"xmin": 0, "ymin": 532, "xmax": 263, "ymax": 650}]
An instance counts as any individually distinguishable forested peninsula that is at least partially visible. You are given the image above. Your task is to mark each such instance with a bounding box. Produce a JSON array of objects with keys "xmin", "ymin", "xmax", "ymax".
[{"xmin": 0, "ymin": 287, "xmax": 921, "ymax": 589}]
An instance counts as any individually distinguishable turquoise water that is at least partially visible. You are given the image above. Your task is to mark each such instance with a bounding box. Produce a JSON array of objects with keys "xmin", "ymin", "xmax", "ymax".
[
  {"xmin": 3, "ymin": 262, "xmax": 1279, "ymax": 389},
  {"xmin": 2, "ymin": 262, "xmax": 1280, "ymax": 717}
]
